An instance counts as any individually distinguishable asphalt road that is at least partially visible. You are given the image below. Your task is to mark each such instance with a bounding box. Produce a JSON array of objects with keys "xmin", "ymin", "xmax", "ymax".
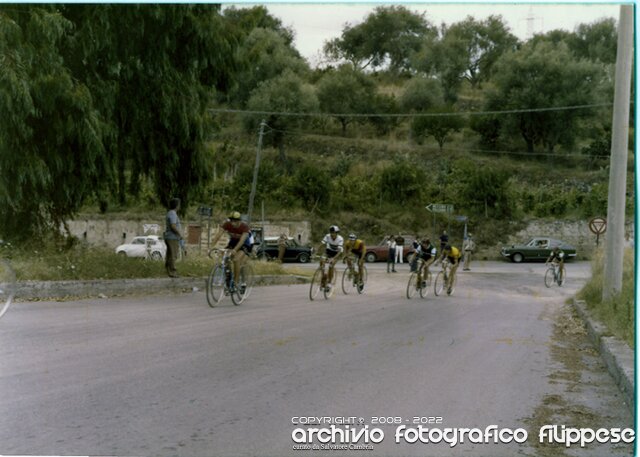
[{"xmin": 0, "ymin": 261, "xmax": 633, "ymax": 457}]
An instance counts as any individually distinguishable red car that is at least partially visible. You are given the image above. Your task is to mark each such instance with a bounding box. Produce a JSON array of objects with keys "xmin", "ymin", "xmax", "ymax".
[{"xmin": 364, "ymin": 235, "xmax": 416, "ymax": 263}]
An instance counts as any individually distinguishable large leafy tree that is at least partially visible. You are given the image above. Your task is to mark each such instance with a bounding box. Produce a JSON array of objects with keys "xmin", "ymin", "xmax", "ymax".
[
  {"xmin": 230, "ymin": 27, "xmax": 308, "ymax": 106},
  {"xmin": 245, "ymin": 70, "xmax": 319, "ymax": 166},
  {"xmin": 0, "ymin": 6, "xmax": 107, "ymax": 238},
  {"xmin": 324, "ymin": 5, "xmax": 435, "ymax": 72},
  {"xmin": 316, "ymin": 64, "xmax": 376, "ymax": 135},
  {"xmin": 487, "ymin": 40, "xmax": 603, "ymax": 154},
  {"xmin": 64, "ymin": 4, "xmax": 239, "ymax": 209},
  {"xmin": 414, "ymin": 15, "xmax": 518, "ymax": 100}
]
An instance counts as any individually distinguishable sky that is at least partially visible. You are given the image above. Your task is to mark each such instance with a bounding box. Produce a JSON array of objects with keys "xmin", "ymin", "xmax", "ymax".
[{"xmin": 224, "ymin": 2, "xmax": 622, "ymax": 66}]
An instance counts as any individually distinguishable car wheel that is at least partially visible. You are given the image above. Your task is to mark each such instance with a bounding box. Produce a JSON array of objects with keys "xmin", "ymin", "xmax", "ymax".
[
  {"xmin": 512, "ymin": 253, "xmax": 524, "ymax": 263},
  {"xmin": 365, "ymin": 252, "xmax": 377, "ymax": 263},
  {"xmin": 298, "ymin": 253, "xmax": 310, "ymax": 263},
  {"xmin": 118, "ymin": 251, "xmax": 128, "ymax": 258},
  {"xmin": 151, "ymin": 251, "xmax": 163, "ymax": 261}
]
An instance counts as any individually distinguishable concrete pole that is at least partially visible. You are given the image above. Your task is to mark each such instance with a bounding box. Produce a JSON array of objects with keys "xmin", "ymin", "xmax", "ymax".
[
  {"xmin": 603, "ymin": 5, "xmax": 633, "ymax": 301},
  {"xmin": 247, "ymin": 119, "xmax": 266, "ymax": 223}
]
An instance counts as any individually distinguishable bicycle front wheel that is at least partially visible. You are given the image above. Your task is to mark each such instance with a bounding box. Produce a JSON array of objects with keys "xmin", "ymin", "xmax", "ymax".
[
  {"xmin": 406, "ymin": 272, "xmax": 419, "ymax": 299},
  {"xmin": 206, "ymin": 264, "xmax": 225, "ymax": 307},
  {"xmin": 357, "ymin": 266, "xmax": 368, "ymax": 294},
  {"xmin": 324, "ymin": 268, "xmax": 337, "ymax": 299},
  {"xmin": 544, "ymin": 268, "xmax": 555, "ymax": 288},
  {"xmin": 342, "ymin": 268, "xmax": 354, "ymax": 295},
  {"xmin": 231, "ymin": 263, "xmax": 254, "ymax": 306},
  {"xmin": 0, "ymin": 259, "xmax": 16, "ymax": 319},
  {"xmin": 419, "ymin": 271, "xmax": 432, "ymax": 299},
  {"xmin": 446, "ymin": 274, "xmax": 457, "ymax": 296},
  {"xmin": 434, "ymin": 271, "xmax": 445, "ymax": 296},
  {"xmin": 309, "ymin": 268, "xmax": 324, "ymax": 301}
]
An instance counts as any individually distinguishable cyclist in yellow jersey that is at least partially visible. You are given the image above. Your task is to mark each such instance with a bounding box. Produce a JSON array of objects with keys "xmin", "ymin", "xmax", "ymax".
[
  {"xmin": 439, "ymin": 244, "xmax": 462, "ymax": 293},
  {"xmin": 344, "ymin": 234, "xmax": 366, "ymax": 289}
]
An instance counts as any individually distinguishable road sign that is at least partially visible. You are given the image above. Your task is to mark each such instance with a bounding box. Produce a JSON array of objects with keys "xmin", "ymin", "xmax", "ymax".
[
  {"xmin": 425, "ymin": 203, "xmax": 454, "ymax": 213},
  {"xmin": 454, "ymin": 215, "xmax": 468, "ymax": 222},
  {"xmin": 589, "ymin": 217, "xmax": 607, "ymax": 235}
]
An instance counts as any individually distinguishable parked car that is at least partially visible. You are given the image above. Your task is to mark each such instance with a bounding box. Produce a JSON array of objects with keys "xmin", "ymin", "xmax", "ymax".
[
  {"xmin": 500, "ymin": 237, "xmax": 577, "ymax": 263},
  {"xmin": 116, "ymin": 235, "xmax": 166, "ymax": 260},
  {"xmin": 256, "ymin": 237, "xmax": 313, "ymax": 263},
  {"xmin": 364, "ymin": 235, "xmax": 416, "ymax": 263}
]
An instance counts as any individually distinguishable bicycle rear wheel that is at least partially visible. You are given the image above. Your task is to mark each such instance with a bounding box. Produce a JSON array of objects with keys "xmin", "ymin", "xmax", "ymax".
[
  {"xmin": 206, "ymin": 264, "xmax": 225, "ymax": 307},
  {"xmin": 342, "ymin": 267, "xmax": 354, "ymax": 295},
  {"xmin": 419, "ymin": 271, "xmax": 432, "ymax": 299},
  {"xmin": 231, "ymin": 263, "xmax": 254, "ymax": 305},
  {"xmin": 434, "ymin": 271, "xmax": 445, "ymax": 296},
  {"xmin": 544, "ymin": 268, "xmax": 555, "ymax": 288},
  {"xmin": 0, "ymin": 259, "xmax": 16, "ymax": 319},
  {"xmin": 406, "ymin": 272, "xmax": 419, "ymax": 299},
  {"xmin": 309, "ymin": 268, "xmax": 324, "ymax": 301}
]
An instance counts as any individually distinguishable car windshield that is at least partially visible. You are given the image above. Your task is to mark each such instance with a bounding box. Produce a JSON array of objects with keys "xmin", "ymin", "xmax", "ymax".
[{"xmin": 132, "ymin": 238, "xmax": 145, "ymax": 245}]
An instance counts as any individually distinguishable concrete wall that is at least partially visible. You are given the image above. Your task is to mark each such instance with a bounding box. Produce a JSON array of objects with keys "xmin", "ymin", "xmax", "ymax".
[{"xmin": 65, "ymin": 219, "xmax": 312, "ymax": 249}]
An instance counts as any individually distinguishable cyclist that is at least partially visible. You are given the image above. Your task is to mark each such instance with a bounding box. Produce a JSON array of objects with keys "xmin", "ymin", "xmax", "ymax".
[
  {"xmin": 438, "ymin": 244, "xmax": 462, "ymax": 293},
  {"xmin": 545, "ymin": 245, "xmax": 565, "ymax": 280},
  {"xmin": 210, "ymin": 211, "xmax": 252, "ymax": 293},
  {"xmin": 320, "ymin": 225, "xmax": 344, "ymax": 292},
  {"xmin": 344, "ymin": 233, "xmax": 366, "ymax": 291},
  {"xmin": 415, "ymin": 238, "xmax": 437, "ymax": 285}
]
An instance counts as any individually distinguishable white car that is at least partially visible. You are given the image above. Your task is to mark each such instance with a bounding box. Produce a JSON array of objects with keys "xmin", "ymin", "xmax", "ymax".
[{"xmin": 116, "ymin": 235, "xmax": 166, "ymax": 260}]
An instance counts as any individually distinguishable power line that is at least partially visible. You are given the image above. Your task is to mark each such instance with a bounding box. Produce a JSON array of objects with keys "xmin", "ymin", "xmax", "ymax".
[{"xmin": 209, "ymin": 102, "xmax": 613, "ymax": 118}]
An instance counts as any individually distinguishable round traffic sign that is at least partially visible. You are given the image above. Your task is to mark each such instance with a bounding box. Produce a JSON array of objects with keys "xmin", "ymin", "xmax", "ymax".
[{"xmin": 589, "ymin": 217, "xmax": 607, "ymax": 235}]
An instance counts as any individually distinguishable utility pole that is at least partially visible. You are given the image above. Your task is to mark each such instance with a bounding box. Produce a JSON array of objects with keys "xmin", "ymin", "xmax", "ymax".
[
  {"xmin": 247, "ymin": 119, "xmax": 266, "ymax": 223},
  {"xmin": 603, "ymin": 5, "xmax": 633, "ymax": 301}
]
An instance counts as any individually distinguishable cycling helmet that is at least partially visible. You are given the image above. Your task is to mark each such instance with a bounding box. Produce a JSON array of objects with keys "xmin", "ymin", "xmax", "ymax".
[
  {"xmin": 329, "ymin": 225, "xmax": 340, "ymax": 233},
  {"xmin": 349, "ymin": 233, "xmax": 357, "ymax": 240},
  {"xmin": 443, "ymin": 244, "xmax": 452, "ymax": 251},
  {"xmin": 229, "ymin": 211, "xmax": 241, "ymax": 220}
]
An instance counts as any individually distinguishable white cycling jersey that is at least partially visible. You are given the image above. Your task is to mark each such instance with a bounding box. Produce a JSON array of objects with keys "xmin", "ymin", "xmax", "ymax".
[{"xmin": 322, "ymin": 234, "xmax": 344, "ymax": 253}]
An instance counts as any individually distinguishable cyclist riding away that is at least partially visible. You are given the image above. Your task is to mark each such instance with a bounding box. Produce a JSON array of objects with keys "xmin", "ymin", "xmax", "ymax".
[
  {"xmin": 415, "ymin": 238, "xmax": 437, "ymax": 283},
  {"xmin": 439, "ymin": 244, "xmax": 462, "ymax": 293},
  {"xmin": 320, "ymin": 225, "xmax": 344, "ymax": 292},
  {"xmin": 546, "ymin": 245, "xmax": 565, "ymax": 279},
  {"xmin": 344, "ymin": 233, "xmax": 366, "ymax": 291},
  {"xmin": 210, "ymin": 211, "xmax": 253, "ymax": 293}
]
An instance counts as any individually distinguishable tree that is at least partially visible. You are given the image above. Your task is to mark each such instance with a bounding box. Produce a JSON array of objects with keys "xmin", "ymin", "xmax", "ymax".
[
  {"xmin": 0, "ymin": 6, "xmax": 108, "ymax": 239},
  {"xmin": 411, "ymin": 106, "xmax": 465, "ymax": 151},
  {"xmin": 223, "ymin": 5, "xmax": 295, "ymax": 46},
  {"xmin": 487, "ymin": 40, "xmax": 603, "ymax": 153},
  {"xmin": 462, "ymin": 166, "xmax": 513, "ymax": 218},
  {"xmin": 414, "ymin": 15, "xmax": 518, "ymax": 100},
  {"xmin": 246, "ymin": 70, "xmax": 319, "ymax": 166},
  {"xmin": 230, "ymin": 27, "xmax": 308, "ymax": 106},
  {"xmin": 316, "ymin": 64, "xmax": 376, "ymax": 135},
  {"xmin": 570, "ymin": 19, "xmax": 617, "ymax": 64},
  {"xmin": 324, "ymin": 5, "xmax": 435, "ymax": 72},
  {"xmin": 399, "ymin": 77, "xmax": 444, "ymax": 113}
]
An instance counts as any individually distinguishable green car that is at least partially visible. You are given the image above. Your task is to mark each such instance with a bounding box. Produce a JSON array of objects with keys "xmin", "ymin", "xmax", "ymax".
[{"xmin": 501, "ymin": 237, "xmax": 577, "ymax": 263}]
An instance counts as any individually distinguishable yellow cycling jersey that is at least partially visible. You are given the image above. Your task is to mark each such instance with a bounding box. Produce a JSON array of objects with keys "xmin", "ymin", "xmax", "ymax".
[
  {"xmin": 345, "ymin": 239, "xmax": 365, "ymax": 254},
  {"xmin": 446, "ymin": 246, "xmax": 462, "ymax": 261}
]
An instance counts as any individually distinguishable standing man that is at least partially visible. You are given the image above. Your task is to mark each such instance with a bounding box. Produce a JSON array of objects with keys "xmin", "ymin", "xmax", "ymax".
[
  {"xmin": 164, "ymin": 198, "xmax": 183, "ymax": 278},
  {"xmin": 462, "ymin": 233, "xmax": 476, "ymax": 271},
  {"xmin": 387, "ymin": 235, "xmax": 397, "ymax": 273},
  {"xmin": 395, "ymin": 235, "xmax": 404, "ymax": 265},
  {"xmin": 277, "ymin": 233, "xmax": 288, "ymax": 263}
]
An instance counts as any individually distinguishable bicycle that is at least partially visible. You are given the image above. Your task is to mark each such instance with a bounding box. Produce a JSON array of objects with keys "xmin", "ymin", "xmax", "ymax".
[
  {"xmin": 206, "ymin": 249, "xmax": 254, "ymax": 307},
  {"xmin": 0, "ymin": 256, "xmax": 16, "ymax": 319},
  {"xmin": 309, "ymin": 255, "xmax": 338, "ymax": 300},
  {"xmin": 406, "ymin": 257, "xmax": 432, "ymax": 299},
  {"xmin": 342, "ymin": 255, "xmax": 368, "ymax": 294},
  {"xmin": 544, "ymin": 262, "xmax": 565, "ymax": 288},
  {"xmin": 434, "ymin": 259, "xmax": 457, "ymax": 296}
]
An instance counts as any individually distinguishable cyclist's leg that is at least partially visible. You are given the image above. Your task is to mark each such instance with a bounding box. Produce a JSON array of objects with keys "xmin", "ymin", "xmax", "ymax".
[
  {"xmin": 357, "ymin": 256, "xmax": 365, "ymax": 284},
  {"xmin": 233, "ymin": 250, "xmax": 248, "ymax": 285},
  {"xmin": 448, "ymin": 262, "xmax": 459, "ymax": 290}
]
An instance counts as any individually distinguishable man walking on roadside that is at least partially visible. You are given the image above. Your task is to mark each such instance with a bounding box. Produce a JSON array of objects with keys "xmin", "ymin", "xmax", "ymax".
[{"xmin": 164, "ymin": 198, "xmax": 183, "ymax": 278}]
